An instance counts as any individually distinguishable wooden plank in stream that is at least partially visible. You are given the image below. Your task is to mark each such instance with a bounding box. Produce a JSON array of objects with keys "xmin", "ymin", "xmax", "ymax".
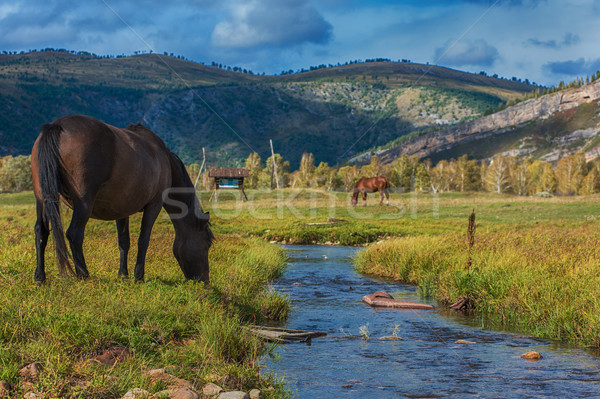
[{"xmin": 246, "ymin": 325, "xmax": 327, "ymax": 343}]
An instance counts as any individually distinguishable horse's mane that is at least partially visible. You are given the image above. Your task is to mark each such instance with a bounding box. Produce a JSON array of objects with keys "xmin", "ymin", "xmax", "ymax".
[{"xmin": 167, "ymin": 152, "xmax": 214, "ymax": 244}]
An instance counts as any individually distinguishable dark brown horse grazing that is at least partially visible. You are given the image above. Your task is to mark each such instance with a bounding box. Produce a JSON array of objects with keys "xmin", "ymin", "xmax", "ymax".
[
  {"xmin": 31, "ymin": 115, "xmax": 213, "ymax": 284},
  {"xmin": 351, "ymin": 176, "xmax": 390, "ymax": 206}
]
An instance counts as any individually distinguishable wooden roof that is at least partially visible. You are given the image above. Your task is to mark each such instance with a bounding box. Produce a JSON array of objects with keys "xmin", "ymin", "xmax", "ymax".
[{"xmin": 208, "ymin": 168, "xmax": 249, "ymax": 178}]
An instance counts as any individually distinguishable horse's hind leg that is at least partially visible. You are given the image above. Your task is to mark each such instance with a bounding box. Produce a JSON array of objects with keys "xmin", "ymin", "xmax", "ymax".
[
  {"xmin": 34, "ymin": 199, "xmax": 49, "ymax": 283},
  {"xmin": 116, "ymin": 218, "xmax": 130, "ymax": 278},
  {"xmin": 379, "ymin": 191, "xmax": 384, "ymax": 206},
  {"xmin": 362, "ymin": 191, "xmax": 367, "ymax": 206},
  {"xmin": 134, "ymin": 197, "xmax": 163, "ymax": 282},
  {"xmin": 385, "ymin": 188, "xmax": 390, "ymax": 205},
  {"xmin": 66, "ymin": 200, "xmax": 92, "ymax": 279}
]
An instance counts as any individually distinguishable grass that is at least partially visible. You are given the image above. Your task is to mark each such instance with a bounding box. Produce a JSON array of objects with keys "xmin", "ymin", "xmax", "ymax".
[
  {"xmin": 0, "ymin": 192, "xmax": 289, "ymax": 398},
  {"xmin": 200, "ymin": 188, "xmax": 600, "ymax": 244},
  {"xmin": 3, "ymin": 189, "xmax": 600, "ymax": 396},
  {"xmin": 355, "ymin": 223, "xmax": 600, "ymax": 347}
]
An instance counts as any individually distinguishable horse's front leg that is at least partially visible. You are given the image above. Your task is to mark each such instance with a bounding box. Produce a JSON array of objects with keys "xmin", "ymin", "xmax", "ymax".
[
  {"xmin": 134, "ymin": 197, "xmax": 163, "ymax": 282},
  {"xmin": 34, "ymin": 199, "xmax": 49, "ymax": 283},
  {"xmin": 66, "ymin": 200, "xmax": 92, "ymax": 279},
  {"xmin": 116, "ymin": 218, "xmax": 130, "ymax": 278}
]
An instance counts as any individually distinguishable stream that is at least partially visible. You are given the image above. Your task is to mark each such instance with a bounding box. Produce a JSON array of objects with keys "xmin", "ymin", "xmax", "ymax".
[{"xmin": 261, "ymin": 245, "xmax": 600, "ymax": 398}]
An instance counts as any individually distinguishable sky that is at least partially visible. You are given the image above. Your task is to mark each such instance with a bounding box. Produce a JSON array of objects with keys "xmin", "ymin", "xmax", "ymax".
[{"xmin": 0, "ymin": 0, "xmax": 599, "ymax": 86}]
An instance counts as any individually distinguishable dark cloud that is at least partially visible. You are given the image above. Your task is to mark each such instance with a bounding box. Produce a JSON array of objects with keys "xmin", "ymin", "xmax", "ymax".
[
  {"xmin": 524, "ymin": 32, "xmax": 580, "ymax": 49},
  {"xmin": 211, "ymin": 0, "xmax": 332, "ymax": 49},
  {"xmin": 434, "ymin": 39, "xmax": 499, "ymax": 67},
  {"xmin": 543, "ymin": 57, "xmax": 600, "ymax": 76}
]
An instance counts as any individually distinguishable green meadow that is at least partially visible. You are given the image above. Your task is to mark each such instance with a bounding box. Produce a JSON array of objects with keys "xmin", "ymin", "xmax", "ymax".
[
  {"xmin": 1, "ymin": 189, "xmax": 600, "ymax": 397},
  {"xmin": 0, "ymin": 191, "xmax": 288, "ymax": 398}
]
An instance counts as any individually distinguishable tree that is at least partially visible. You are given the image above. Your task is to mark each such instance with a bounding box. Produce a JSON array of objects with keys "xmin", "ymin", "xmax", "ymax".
[
  {"xmin": 556, "ymin": 154, "xmax": 587, "ymax": 195},
  {"xmin": 390, "ymin": 155, "xmax": 411, "ymax": 191},
  {"xmin": 511, "ymin": 159, "xmax": 531, "ymax": 196},
  {"xmin": 430, "ymin": 159, "xmax": 459, "ymax": 192},
  {"xmin": 580, "ymin": 162, "xmax": 600, "ymax": 195},
  {"xmin": 337, "ymin": 165, "xmax": 360, "ymax": 191},
  {"xmin": 485, "ymin": 155, "xmax": 514, "ymax": 194},
  {"xmin": 260, "ymin": 153, "xmax": 290, "ymax": 189},
  {"xmin": 455, "ymin": 155, "xmax": 481, "ymax": 192},
  {"xmin": 314, "ymin": 162, "xmax": 331, "ymax": 188},
  {"xmin": 0, "ymin": 155, "xmax": 33, "ymax": 192},
  {"xmin": 413, "ymin": 162, "xmax": 430, "ymax": 191},
  {"xmin": 360, "ymin": 154, "xmax": 387, "ymax": 178},
  {"xmin": 244, "ymin": 152, "xmax": 262, "ymax": 189},
  {"xmin": 298, "ymin": 152, "xmax": 316, "ymax": 187},
  {"xmin": 528, "ymin": 160, "xmax": 556, "ymax": 194}
]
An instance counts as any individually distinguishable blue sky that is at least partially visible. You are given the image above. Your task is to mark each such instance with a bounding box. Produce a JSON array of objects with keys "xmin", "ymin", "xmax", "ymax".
[{"xmin": 1, "ymin": 0, "xmax": 599, "ymax": 86}]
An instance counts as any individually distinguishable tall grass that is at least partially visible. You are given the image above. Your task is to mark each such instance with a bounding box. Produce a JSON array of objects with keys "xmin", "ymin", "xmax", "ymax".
[
  {"xmin": 355, "ymin": 225, "xmax": 600, "ymax": 346},
  {"xmin": 0, "ymin": 196, "xmax": 289, "ymax": 398}
]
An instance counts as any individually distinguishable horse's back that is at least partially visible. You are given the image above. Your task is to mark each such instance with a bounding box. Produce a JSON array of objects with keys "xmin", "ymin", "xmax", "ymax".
[{"xmin": 36, "ymin": 115, "xmax": 171, "ymax": 220}]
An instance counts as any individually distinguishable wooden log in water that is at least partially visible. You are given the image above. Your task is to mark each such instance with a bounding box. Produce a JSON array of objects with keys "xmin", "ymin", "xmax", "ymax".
[
  {"xmin": 245, "ymin": 325, "xmax": 327, "ymax": 343},
  {"xmin": 362, "ymin": 291, "xmax": 435, "ymax": 310}
]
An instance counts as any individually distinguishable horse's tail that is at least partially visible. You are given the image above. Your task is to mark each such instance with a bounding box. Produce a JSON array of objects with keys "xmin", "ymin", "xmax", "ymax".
[
  {"xmin": 385, "ymin": 177, "xmax": 391, "ymax": 189},
  {"xmin": 36, "ymin": 123, "xmax": 73, "ymax": 275}
]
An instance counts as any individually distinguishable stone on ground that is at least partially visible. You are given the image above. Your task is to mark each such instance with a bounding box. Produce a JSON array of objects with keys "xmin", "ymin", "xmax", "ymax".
[
  {"xmin": 121, "ymin": 388, "xmax": 151, "ymax": 399},
  {"xmin": 203, "ymin": 382, "xmax": 224, "ymax": 397},
  {"xmin": 217, "ymin": 392, "xmax": 250, "ymax": 399}
]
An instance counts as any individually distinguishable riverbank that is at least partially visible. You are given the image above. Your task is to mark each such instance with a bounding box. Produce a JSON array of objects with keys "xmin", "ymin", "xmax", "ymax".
[
  {"xmin": 354, "ymin": 225, "xmax": 600, "ymax": 347},
  {"xmin": 0, "ymin": 193, "xmax": 289, "ymax": 398}
]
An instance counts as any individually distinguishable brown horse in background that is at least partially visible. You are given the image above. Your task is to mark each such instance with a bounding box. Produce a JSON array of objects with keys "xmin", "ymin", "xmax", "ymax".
[
  {"xmin": 352, "ymin": 176, "xmax": 390, "ymax": 206},
  {"xmin": 31, "ymin": 115, "xmax": 213, "ymax": 284}
]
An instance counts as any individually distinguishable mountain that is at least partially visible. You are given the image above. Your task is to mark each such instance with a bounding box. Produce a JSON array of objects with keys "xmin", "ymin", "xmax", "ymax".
[
  {"xmin": 376, "ymin": 80, "xmax": 600, "ymax": 164},
  {"xmin": 0, "ymin": 50, "xmax": 537, "ymax": 167}
]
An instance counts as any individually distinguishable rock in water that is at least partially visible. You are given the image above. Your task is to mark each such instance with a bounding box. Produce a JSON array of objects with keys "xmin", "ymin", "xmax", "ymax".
[
  {"xmin": 521, "ymin": 351, "xmax": 543, "ymax": 360},
  {"xmin": 378, "ymin": 336, "xmax": 403, "ymax": 341}
]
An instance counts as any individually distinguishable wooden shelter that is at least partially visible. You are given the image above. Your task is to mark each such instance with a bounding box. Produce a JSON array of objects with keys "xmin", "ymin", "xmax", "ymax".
[{"xmin": 208, "ymin": 168, "xmax": 249, "ymax": 202}]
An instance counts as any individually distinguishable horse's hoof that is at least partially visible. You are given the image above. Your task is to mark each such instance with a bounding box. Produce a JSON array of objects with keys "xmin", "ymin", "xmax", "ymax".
[
  {"xmin": 134, "ymin": 278, "xmax": 145, "ymax": 283},
  {"xmin": 118, "ymin": 273, "xmax": 129, "ymax": 279},
  {"xmin": 35, "ymin": 279, "xmax": 45, "ymax": 286}
]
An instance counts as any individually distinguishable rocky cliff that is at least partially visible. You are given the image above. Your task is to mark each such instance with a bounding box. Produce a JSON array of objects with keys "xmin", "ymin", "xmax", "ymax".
[{"xmin": 379, "ymin": 80, "xmax": 600, "ymax": 163}]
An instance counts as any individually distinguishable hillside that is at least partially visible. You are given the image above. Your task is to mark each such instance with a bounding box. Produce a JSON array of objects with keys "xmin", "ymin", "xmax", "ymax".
[
  {"xmin": 0, "ymin": 50, "xmax": 536, "ymax": 167},
  {"xmin": 376, "ymin": 79, "xmax": 600, "ymax": 164}
]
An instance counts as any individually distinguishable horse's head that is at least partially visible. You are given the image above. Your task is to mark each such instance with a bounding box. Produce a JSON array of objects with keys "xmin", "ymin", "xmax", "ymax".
[
  {"xmin": 351, "ymin": 190, "xmax": 359, "ymax": 206},
  {"xmin": 173, "ymin": 212, "xmax": 213, "ymax": 283}
]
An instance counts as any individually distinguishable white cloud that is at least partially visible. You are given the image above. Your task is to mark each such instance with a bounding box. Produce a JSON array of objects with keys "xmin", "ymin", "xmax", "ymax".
[
  {"xmin": 211, "ymin": 0, "xmax": 332, "ymax": 49},
  {"xmin": 434, "ymin": 39, "xmax": 499, "ymax": 67}
]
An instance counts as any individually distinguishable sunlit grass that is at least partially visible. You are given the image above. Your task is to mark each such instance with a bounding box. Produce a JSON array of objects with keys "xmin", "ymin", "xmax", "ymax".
[
  {"xmin": 0, "ymin": 193, "xmax": 289, "ymax": 398},
  {"xmin": 355, "ymin": 225, "xmax": 600, "ymax": 346}
]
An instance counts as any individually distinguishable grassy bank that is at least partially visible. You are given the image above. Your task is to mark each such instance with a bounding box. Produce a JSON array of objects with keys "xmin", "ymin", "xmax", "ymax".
[
  {"xmin": 0, "ymin": 192, "xmax": 289, "ymax": 398},
  {"xmin": 200, "ymin": 189, "xmax": 600, "ymax": 244},
  {"xmin": 355, "ymin": 225, "xmax": 600, "ymax": 347}
]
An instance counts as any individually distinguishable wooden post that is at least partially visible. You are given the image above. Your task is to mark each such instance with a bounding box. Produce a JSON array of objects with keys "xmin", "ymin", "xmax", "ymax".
[
  {"xmin": 270, "ymin": 139, "xmax": 279, "ymax": 189},
  {"xmin": 194, "ymin": 148, "xmax": 205, "ymax": 189}
]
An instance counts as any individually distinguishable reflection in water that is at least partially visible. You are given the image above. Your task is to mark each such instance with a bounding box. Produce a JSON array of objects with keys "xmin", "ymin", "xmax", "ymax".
[{"xmin": 261, "ymin": 245, "xmax": 600, "ymax": 398}]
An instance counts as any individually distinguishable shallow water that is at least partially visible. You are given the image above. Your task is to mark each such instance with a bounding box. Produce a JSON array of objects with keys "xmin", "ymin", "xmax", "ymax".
[{"xmin": 262, "ymin": 245, "xmax": 600, "ymax": 398}]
